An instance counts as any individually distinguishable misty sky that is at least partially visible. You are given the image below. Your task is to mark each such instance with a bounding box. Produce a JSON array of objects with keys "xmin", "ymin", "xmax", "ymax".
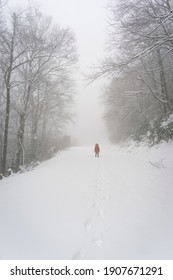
[{"xmin": 8, "ymin": 0, "xmax": 109, "ymax": 145}]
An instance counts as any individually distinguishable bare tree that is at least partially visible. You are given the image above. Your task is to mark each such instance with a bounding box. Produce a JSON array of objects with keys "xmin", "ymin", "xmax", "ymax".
[
  {"xmin": 0, "ymin": 11, "xmax": 32, "ymax": 174},
  {"xmin": 12, "ymin": 10, "xmax": 76, "ymax": 171},
  {"xmin": 91, "ymin": 0, "xmax": 173, "ymax": 144},
  {"xmin": 0, "ymin": 6, "xmax": 77, "ymax": 174},
  {"xmin": 91, "ymin": 0, "xmax": 173, "ymax": 105},
  {"xmin": 93, "ymin": 0, "xmax": 173, "ymax": 144}
]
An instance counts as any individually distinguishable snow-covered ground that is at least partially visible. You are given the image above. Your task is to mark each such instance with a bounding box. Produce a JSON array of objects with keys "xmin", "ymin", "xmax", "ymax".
[{"xmin": 0, "ymin": 143, "xmax": 173, "ymax": 260}]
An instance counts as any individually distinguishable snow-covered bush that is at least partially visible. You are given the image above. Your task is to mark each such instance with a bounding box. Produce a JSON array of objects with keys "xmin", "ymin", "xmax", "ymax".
[
  {"xmin": 131, "ymin": 114, "xmax": 173, "ymax": 146},
  {"xmin": 18, "ymin": 162, "xmax": 40, "ymax": 173}
]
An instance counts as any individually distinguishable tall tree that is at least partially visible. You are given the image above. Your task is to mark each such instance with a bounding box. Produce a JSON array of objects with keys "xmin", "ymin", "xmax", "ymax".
[
  {"xmin": 0, "ymin": 11, "xmax": 31, "ymax": 174},
  {"xmin": 13, "ymin": 10, "xmax": 76, "ymax": 171},
  {"xmin": 0, "ymin": 6, "xmax": 77, "ymax": 174}
]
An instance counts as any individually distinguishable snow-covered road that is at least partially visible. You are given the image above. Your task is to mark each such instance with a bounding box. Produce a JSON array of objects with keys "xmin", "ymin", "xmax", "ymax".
[{"xmin": 0, "ymin": 145, "xmax": 173, "ymax": 259}]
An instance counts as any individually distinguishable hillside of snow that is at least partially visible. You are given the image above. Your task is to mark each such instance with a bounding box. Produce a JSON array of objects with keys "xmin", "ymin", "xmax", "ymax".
[{"xmin": 0, "ymin": 143, "xmax": 173, "ymax": 259}]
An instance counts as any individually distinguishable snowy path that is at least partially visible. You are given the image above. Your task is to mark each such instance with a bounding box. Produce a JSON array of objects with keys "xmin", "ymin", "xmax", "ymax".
[{"xmin": 0, "ymin": 146, "xmax": 173, "ymax": 259}]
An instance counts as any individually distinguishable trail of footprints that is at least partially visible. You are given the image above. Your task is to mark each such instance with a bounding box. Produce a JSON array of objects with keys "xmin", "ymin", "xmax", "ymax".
[
  {"xmin": 72, "ymin": 166, "xmax": 110, "ymax": 259},
  {"xmin": 85, "ymin": 174, "xmax": 110, "ymax": 247}
]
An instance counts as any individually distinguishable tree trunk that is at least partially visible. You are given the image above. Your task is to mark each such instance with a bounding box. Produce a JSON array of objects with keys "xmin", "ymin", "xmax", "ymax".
[
  {"xmin": 14, "ymin": 113, "xmax": 25, "ymax": 172},
  {"xmin": 1, "ymin": 87, "xmax": 10, "ymax": 175},
  {"xmin": 158, "ymin": 50, "xmax": 173, "ymax": 114},
  {"xmin": 1, "ymin": 13, "xmax": 16, "ymax": 175},
  {"xmin": 31, "ymin": 111, "xmax": 38, "ymax": 162}
]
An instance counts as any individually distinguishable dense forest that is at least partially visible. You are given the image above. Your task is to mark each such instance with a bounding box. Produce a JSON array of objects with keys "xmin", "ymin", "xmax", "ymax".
[
  {"xmin": 0, "ymin": 1, "xmax": 77, "ymax": 176},
  {"xmin": 99, "ymin": 0, "xmax": 173, "ymax": 145}
]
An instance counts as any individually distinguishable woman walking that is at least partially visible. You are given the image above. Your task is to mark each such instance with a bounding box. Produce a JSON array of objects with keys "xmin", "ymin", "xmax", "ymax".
[{"xmin": 94, "ymin": 143, "xmax": 100, "ymax": 157}]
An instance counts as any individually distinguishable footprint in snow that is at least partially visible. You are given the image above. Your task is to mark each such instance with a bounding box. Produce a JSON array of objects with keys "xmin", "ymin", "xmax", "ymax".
[
  {"xmin": 104, "ymin": 194, "xmax": 110, "ymax": 201},
  {"xmin": 98, "ymin": 209, "xmax": 106, "ymax": 219},
  {"xmin": 93, "ymin": 233, "xmax": 103, "ymax": 247},
  {"xmin": 72, "ymin": 250, "xmax": 82, "ymax": 260},
  {"xmin": 84, "ymin": 219, "xmax": 92, "ymax": 231},
  {"xmin": 72, "ymin": 250, "xmax": 86, "ymax": 260},
  {"xmin": 91, "ymin": 202, "xmax": 98, "ymax": 208}
]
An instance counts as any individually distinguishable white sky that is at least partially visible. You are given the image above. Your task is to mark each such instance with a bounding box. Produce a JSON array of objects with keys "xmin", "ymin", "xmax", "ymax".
[{"xmin": 9, "ymin": 0, "xmax": 109, "ymax": 146}]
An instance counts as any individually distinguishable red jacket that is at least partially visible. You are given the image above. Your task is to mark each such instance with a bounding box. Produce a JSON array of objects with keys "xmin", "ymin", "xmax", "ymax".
[{"xmin": 94, "ymin": 144, "xmax": 100, "ymax": 153}]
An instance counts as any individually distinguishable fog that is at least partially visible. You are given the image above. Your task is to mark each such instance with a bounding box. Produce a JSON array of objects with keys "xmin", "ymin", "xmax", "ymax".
[{"xmin": 9, "ymin": 0, "xmax": 109, "ymax": 146}]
